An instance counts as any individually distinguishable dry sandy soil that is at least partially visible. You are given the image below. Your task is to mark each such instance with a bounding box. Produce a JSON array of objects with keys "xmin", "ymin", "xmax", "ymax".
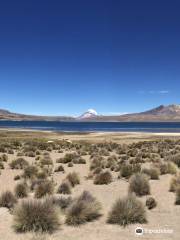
[{"xmin": 0, "ymin": 130, "xmax": 180, "ymax": 240}]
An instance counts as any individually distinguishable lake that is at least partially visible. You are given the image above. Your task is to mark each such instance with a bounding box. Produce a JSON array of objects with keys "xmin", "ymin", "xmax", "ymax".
[{"xmin": 0, "ymin": 121, "xmax": 180, "ymax": 132}]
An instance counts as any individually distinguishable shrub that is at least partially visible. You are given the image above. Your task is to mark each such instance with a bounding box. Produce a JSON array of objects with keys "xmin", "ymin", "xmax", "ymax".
[
  {"xmin": 142, "ymin": 167, "xmax": 160, "ymax": 180},
  {"xmin": 34, "ymin": 180, "xmax": 54, "ymax": 198},
  {"xmin": 146, "ymin": 197, "xmax": 157, "ymax": 209},
  {"xmin": 51, "ymin": 196, "xmax": 72, "ymax": 210},
  {"xmin": 169, "ymin": 174, "xmax": 180, "ymax": 192},
  {"xmin": 159, "ymin": 163, "xmax": 168, "ymax": 175},
  {"xmin": 93, "ymin": 167, "xmax": 102, "ymax": 175},
  {"xmin": 65, "ymin": 191, "xmax": 101, "ymax": 225},
  {"xmin": 94, "ymin": 171, "xmax": 112, "ymax": 185},
  {"xmin": 175, "ymin": 186, "xmax": 180, "ymax": 205},
  {"xmin": 23, "ymin": 165, "xmax": 38, "ymax": 179},
  {"xmin": 62, "ymin": 153, "xmax": 77, "ymax": 163},
  {"xmin": 13, "ymin": 198, "xmax": 59, "ymax": 232},
  {"xmin": 0, "ymin": 161, "xmax": 4, "ymax": 169},
  {"xmin": 1, "ymin": 154, "xmax": 8, "ymax": 162},
  {"xmin": 40, "ymin": 156, "xmax": 53, "ymax": 166},
  {"xmin": 26, "ymin": 151, "xmax": 35, "ymax": 157},
  {"xmin": 36, "ymin": 170, "xmax": 48, "ymax": 179},
  {"xmin": 120, "ymin": 164, "xmax": 141, "ymax": 179},
  {"xmin": 167, "ymin": 162, "xmax": 177, "ymax": 174},
  {"xmin": 10, "ymin": 158, "xmax": 29, "ymax": 169},
  {"xmin": 57, "ymin": 181, "xmax": 72, "ymax": 195},
  {"xmin": 129, "ymin": 173, "xmax": 150, "ymax": 196},
  {"xmin": 14, "ymin": 175, "xmax": 21, "ymax": 181},
  {"xmin": 68, "ymin": 162, "xmax": 73, "ymax": 167},
  {"xmin": 17, "ymin": 152, "xmax": 24, "ymax": 157},
  {"xmin": 66, "ymin": 172, "xmax": 80, "ymax": 187},
  {"xmin": 0, "ymin": 191, "xmax": 17, "ymax": 209},
  {"xmin": 54, "ymin": 165, "xmax": 65, "ymax": 173},
  {"xmin": 160, "ymin": 162, "xmax": 177, "ymax": 175},
  {"xmin": 35, "ymin": 150, "xmax": 41, "ymax": 155},
  {"xmin": 76, "ymin": 158, "xmax": 86, "ymax": 164},
  {"xmin": 107, "ymin": 194, "xmax": 147, "ymax": 226},
  {"xmin": 170, "ymin": 153, "xmax": 180, "ymax": 167},
  {"xmin": 15, "ymin": 182, "xmax": 28, "ymax": 198},
  {"xmin": 8, "ymin": 149, "xmax": 14, "ymax": 154}
]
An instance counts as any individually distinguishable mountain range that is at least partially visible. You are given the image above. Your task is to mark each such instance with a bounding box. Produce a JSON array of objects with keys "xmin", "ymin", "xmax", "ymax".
[{"xmin": 1, "ymin": 104, "xmax": 180, "ymax": 122}]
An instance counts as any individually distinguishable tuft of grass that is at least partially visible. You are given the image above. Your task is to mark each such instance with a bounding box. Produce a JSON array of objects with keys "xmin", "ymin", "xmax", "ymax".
[
  {"xmin": 170, "ymin": 153, "xmax": 180, "ymax": 168},
  {"xmin": 51, "ymin": 196, "xmax": 72, "ymax": 210},
  {"xmin": 159, "ymin": 163, "xmax": 168, "ymax": 175},
  {"xmin": 129, "ymin": 173, "xmax": 150, "ymax": 196},
  {"xmin": 54, "ymin": 165, "xmax": 65, "ymax": 173},
  {"xmin": 68, "ymin": 162, "xmax": 73, "ymax": 167},
  {"xmin": 65, "ymin": 191, "xmax": 101, "ymax": 225},
  {"xmin": 34, "ymin": 180, "xmax": 54, "ymax": 198},
  {"xmin": 14, "ymin": 175, "xmax": 21, "ymax": 181},
  {"xmin": 146, "ymin": 197, "xmax": 157, "ymax": 209},
  {"xmin": 0, "ymin": 191, "xmax": 17, "ymax": 209},
  {"xmin": 13, "ymin": 198, "xmax": 60, "ymax": 233},
  {"xmin": 0, "ymin": 161, "xmax": 4, "ymax": 169},
  {"xmin": 15, "ymin": 182, "xmax": 28, "ymax": 198},
  {"xmin": 169, "ymin": 174, "xmax": 180, "ymax": 192},
  {"xmin": 94, "ymin": 171, "xmax": 112, "ymax": 185},
  {"xmin": 142, "ymin": 167, "xmax": 160, "ymax": 180},
  {"xmin": 36, "ymin": 170, "xmax": 48, "ymax": 180},
  {"xmin": 23, "ymin": 165, "xmax": 38, "ymax": 179},
  {"xmin": 120, "ymin": 164, "xmax": 141, "ymax": 179},
  {"xmin": 107, "ymin": 194, "xmax": 147, "ymax": 226},
  {"xmin": 9, "ymin": 158, "xmax": 29, "ymax": 169},
  {"xmin": 166, "ymin": 162, "xmax": 177, "ymax": 175},
  {"xmin": 66, "ymin": 172, "xmax": 80, "ymax": 187},
  {"xmin": 57, "ymin": 181, "xmax": 72, "ymax": 195},
  {"xmin": 0, "ymin": 154, "xmax": 8, "ymax": 162}
]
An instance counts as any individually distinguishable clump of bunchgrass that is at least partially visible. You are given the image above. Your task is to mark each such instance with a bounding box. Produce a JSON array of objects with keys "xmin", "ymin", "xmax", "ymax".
[
  {"xmin": 107, "ymin": 194, "xmax": 147, "ymax": 226},
  {"xmin": 65, "ymin": 191, "xmax": 102, "ymax": 225},
  {"xmin": 94, "ymin": 171, "xmax": 112, "ymax": 185},
  {"xmin": 14, "ymin": 175, "xmax": 21, "ymax": 181},
  {"xmin": 120, "ymin": 164, "xmax": 141, "ymax": 179},
  {"xmin": 15, "ymin": 182, "xmax": 28, "ymax": 198},
  {"xmin": 169, "ymin": 174, "xmax": 180, "ymax": 192},
  {"xmin": 146, "ymin": 197, "xmax": 157, "ymax": 209},
  {"xmin": 13, "ymin": 198, "xmax": 60, "ymax": 233},
  {"xmin": 129, "ymin": 173, "xmax": 150, "ymax": 196},
  {"xmin": 141, "ymin": 167, "xmax": 160, "ymax": 180},
  {"xmin": 9, "ymin": 158, "xmax": 29, "ymax": 169},
  {"xmin": 66, "ymin": 172, "xmax": 80, "ymax": 187},
  {"xmin": 54, "ymin": 165, "xmax": 65, "ymax": 173},
  {"xmin": 23, "ymin": 165, "xmax": 38, "ymax": 179},
  {"xmin": 51, "ymin": 196, "xmax": 72, "ymax": 210},
  {"xmin": 57, "ymin": 181, "xmax": 72, "ymax": 195},
  {"xmin": 34, "ymin": 180, "xmax": 54, "ymax": 198},
  {"xmin": 0, "ymin": 191, "xmax": 17, "ymax": 209}
]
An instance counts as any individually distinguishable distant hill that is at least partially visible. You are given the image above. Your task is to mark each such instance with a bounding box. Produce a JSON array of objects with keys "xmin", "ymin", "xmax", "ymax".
[
  {"xmin": 87, "ymin": 104, "xmax": 180, "ymax": 122},
  {"xmin": 0, "ymin": 109, "xmax": 74, "ymax": 121},
  {"xmin": 1, "ymin": 104, "xmax": 180, "ymax": 122}
]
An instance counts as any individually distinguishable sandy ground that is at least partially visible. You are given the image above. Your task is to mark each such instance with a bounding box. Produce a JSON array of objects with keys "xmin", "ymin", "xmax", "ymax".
[
  {"xmin": 1, "ymin": 128, "xmax": 180, "ymax": 143},
  {"xmin": 0, "ymin": 130, "xmax": 180, "ymax": 240}
]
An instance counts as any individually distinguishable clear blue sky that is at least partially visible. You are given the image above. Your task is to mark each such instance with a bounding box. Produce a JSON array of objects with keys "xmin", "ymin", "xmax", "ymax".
[{"xmin": 0, "ymin": 0, "xmax": 180, "ymax": 116}]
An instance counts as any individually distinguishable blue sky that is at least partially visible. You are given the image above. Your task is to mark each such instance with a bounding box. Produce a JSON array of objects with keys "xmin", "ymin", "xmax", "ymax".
[{"xmin": 0, "ymin": 0, "xmax": 180, "ymax": 116}]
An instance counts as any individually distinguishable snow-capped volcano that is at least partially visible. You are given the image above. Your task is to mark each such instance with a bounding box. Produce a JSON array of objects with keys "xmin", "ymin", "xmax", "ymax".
[{"xmin": 77, "ymin": 109, "xmax": 98, "ymax": 120}]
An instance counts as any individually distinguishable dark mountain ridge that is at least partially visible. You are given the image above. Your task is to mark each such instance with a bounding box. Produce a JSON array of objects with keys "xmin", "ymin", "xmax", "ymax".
[{"xmin": 0, "ymin": 104, "xmax": 180, "ymax": 122}]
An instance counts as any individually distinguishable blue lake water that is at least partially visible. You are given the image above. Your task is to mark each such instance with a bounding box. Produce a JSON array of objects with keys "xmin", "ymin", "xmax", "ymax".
[{"xmin": 0, "ymin": 121, "xmax": 180, "ymax": 133}]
